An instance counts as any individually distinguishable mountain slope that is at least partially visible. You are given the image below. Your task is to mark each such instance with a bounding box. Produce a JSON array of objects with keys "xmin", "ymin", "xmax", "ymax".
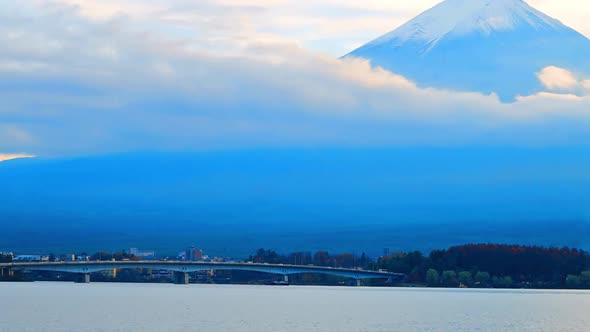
[
  {"xmin": 345, "ymin": 0, "xmax": 590, "ymax": 101},
  {"xmin": 2, "ymin": 148, "xmax": 590, "ymax": 255}
]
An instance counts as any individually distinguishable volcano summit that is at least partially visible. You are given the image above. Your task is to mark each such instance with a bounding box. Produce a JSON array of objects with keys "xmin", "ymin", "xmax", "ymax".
[{"xmin": 345, "ymin": 0, "xmax": 590, "ymax": 101}]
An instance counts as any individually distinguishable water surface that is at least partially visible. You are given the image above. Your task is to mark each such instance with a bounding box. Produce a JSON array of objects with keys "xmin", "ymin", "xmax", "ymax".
[{"xmin": 1, "ymin": 283, "xmax": 589, "ymax": 331}]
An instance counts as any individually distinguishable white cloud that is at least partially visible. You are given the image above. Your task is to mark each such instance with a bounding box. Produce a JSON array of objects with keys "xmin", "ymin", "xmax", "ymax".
[
  {"xmin": 537, "ymin": 66, "xmax": 579, "ymax": 91},
  {"xmin": 2, "ymin": 1, "xmax": 590, "ymax": 157},
  {"xmin": 0, "ymin": 154, "xmax": 36, "ymax": 162},
  {"xmin": 40, "ymin": 0, "xmax": 590, "ymax": 56},
  {"xmin": 537, "ymin": 66, "xmax": 590, "ymax": 96}
]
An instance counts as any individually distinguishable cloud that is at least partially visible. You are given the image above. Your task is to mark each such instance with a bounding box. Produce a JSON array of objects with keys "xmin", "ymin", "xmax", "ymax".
[
  {"xmin": 537, "ymin": 66, "xmax": 590, "ymax": 96},
  {"xmin": 33, "ymin": 0, "xmax": 453, "ymax": 56},
  {"xmin": 2, "ymin": 1, "xmax": 590, "ymax": 157},
  {"xmin": 40, "ymin": 0, "xmax": 590, "ymax": 57},
  {"xmin": 537, "ymin": 66, "xmax": 579, "ymax": 91},
  {"xmin": 0, "ymin": 154, "xmax": 36, "ymax": 162}
]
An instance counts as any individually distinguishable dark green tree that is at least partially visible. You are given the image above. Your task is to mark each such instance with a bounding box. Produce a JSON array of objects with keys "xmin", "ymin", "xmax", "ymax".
[
  {"xmin": 458, "ymin": 271, "xmax": 473, "ymax": 287},
  {"xmin": 442, "ymin": 271, "xmax": 458, "ymax": 287},
  {"xmin": 426, "ymin": 269, "xmax": 440, "ymax": 287},
  {"xmin": 566, "ymin": 275, "xmax": 581, "ymax": 289},
  {"xmin": 475, "ymin": 271, "xmax": 491, "ymax": 287}
]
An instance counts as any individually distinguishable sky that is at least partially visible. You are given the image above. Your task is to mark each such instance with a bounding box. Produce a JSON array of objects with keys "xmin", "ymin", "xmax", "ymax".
[
  {"xmin": 38, "ymin": 0, "xmax": 590, "ymax": 56},
  {"xmin": 2, "ymin": 0, "xmax": 590, "ymax": 158}
]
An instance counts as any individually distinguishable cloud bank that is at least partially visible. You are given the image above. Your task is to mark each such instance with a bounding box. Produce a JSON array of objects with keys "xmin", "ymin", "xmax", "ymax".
[
  {"xmin": 45, "ymin": 0, "xmax": 590, "ymax": 56},
  {"xmin": 0, "ymin": 154, "xmax": 36, "ymax": 162},
  {"xmin": 537, "ymin": 66, "xmax": 590, "ymax": 93},
  {"xmin": 1, "ymin": 1, "xmax": 590, "ymax": 156}
]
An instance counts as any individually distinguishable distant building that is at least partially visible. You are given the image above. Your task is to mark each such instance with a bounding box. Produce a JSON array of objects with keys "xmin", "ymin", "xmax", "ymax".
[
  {"xmin": 77, "ymin": 255, "xmax": 89, "ymax": 262},
  {"xmin": 185, "ymin": 246, "xmax": 203, "ymax": 261},
  {"xmin": 0, "ymin": 252, "xmax": 14, "ymax": 259},
  {"xmin": 61, "ymin": 254, "xmax": 76, "ymax": 262},
  {"xmin": 129, "ymin": 248, "xmax": 156, "ymax": 259}
]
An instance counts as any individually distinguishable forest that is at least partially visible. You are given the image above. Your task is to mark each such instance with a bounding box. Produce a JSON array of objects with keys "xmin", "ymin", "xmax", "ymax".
[{"xmin": 251, "ymin": 244, "xmax": 590, "ymax": 289}]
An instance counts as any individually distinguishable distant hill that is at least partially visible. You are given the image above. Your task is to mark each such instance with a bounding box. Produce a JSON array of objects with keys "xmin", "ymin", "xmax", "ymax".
[{"xmin": 2, "ymin": 148, "xmax": 590, "ymax": 256}]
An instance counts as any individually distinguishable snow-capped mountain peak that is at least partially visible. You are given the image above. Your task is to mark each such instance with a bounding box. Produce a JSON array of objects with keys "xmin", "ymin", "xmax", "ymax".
[
  {"xmin": 345, "ymin": 0, "xmax": 590, "ymax": 101},
  {"xmin": 369, "ymin": 0, "xmax": 563, "ymax": 53}
]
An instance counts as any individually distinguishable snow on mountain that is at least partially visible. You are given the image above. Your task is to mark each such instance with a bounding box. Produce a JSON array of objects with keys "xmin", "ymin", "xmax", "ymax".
[
  {"xmin": 369, "ymin": 0, "xmax": 562, "ymax": 53},
  {"xmin": 345, "ymin": 0, "xmax": 590, "ymax": 101}
]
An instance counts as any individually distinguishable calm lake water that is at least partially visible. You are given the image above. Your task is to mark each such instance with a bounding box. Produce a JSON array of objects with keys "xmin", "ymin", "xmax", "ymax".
[{"xmin": 1, "ymin": 283, "xmax": 590, "ymax": 332}]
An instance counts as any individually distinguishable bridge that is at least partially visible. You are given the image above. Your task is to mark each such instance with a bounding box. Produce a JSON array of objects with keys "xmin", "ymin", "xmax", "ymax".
[{"xmin": 0, "ymin": 261, "xmax": 404, "ymax": 285}]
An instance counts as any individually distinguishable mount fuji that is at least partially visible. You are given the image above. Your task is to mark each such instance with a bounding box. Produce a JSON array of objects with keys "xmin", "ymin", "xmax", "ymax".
[{"xmin": 345, "ymin": 0, "xmax": 590, "ymax": 101}]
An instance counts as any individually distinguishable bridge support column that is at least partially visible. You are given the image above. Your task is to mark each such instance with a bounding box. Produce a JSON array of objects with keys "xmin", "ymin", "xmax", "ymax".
[
  {"xmin": 174, "ymin": 272, "xmax": 189, "ymax": 285},
  {"xmin": 353, "ymin": 279, "xmax": 361, "ymax": 287},
  {"xmin": 8, "ymin": 268, "xmax": 14, "ymax": 278},
  {"xmin": 0, "ymin": 268, "xmax": 4, "ymax": 277},
  {"xmin": 75, "ymin": 273, "xmax": 90, "ymax": 283},
  {"xmin": 283, "ymin": 275, "xmax": 289, "ymax": 283}
]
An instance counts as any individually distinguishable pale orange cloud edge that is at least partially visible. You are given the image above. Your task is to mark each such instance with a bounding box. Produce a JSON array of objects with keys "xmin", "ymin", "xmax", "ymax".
[{"xmin": 0, "ymin": 154, "xmax": 36, "ymax": 162}]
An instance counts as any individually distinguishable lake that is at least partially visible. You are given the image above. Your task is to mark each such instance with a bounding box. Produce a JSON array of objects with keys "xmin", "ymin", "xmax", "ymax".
[{"xmin": 1, "ymin": 283, "xmax": 589, "ymax": 331}]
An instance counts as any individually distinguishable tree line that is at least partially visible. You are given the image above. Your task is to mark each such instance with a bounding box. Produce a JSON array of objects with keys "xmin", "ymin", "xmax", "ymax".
[
  {"xmin": 249, "ymin": 248, "xmax": 369, "ymax": 269},
  {"xmin": 372, "ymin": 244, "xmax": 590, "ymax": 288},
  {"xmin": 87, "ymin": 251, "xmax": 142, "ymax": 261},
  {"xmin": 252, "ymin": 244, "xmax": 590, "ymax": 289},
  {"xmin": 0, "ymin": 254, "xmax": 12, "ymax": 263}
]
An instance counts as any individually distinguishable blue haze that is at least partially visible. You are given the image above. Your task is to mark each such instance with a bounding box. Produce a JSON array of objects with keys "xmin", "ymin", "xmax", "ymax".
[{"xmin": 2, "ymin": 148, "xmax": 590, "ymax": 256}]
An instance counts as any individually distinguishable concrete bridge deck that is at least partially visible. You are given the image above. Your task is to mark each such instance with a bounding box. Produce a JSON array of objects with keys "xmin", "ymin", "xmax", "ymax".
[{"xmin": 0, "ymin": 261, "xmax": 405, "ymax": 285}]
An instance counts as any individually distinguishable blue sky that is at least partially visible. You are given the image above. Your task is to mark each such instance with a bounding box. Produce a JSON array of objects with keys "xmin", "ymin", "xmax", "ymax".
[{"xmin": 2, "ymin": 0, "xmax": 590, "ymax": 158}]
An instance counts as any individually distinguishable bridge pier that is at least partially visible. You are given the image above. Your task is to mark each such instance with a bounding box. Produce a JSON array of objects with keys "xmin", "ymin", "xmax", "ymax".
[
  {"xmin": 352, "ymin": 279, "xmax": 361, "ymax": 287},
  {"xmin": 75, "ymin": 273, "xmax": 91, "ymax": 283},
  {"xmin": 174, "ymin": 272, "xmax": 189, "ymax": 285},
  {"xmin": 283, "ymin": 275, "xmax": 289, "ymax": 283}
]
